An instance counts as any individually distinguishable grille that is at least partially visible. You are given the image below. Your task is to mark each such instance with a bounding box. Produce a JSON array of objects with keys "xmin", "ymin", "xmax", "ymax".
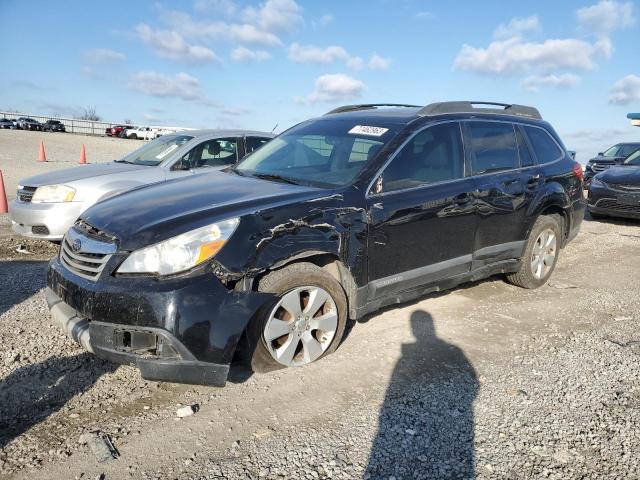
[
  {"xmin": 596, "ymin": 198, "xmax": 640, "ymax": 214},
  {"xmin": 17, "ymin": 186, "xmax": 37, "ymax": 202},
  {"xmin": 60, "ymin": 228, "xmax": 116, "ymax": 281},
  {"xmin": 592, "ymin": 164, "xmax": 610, "ymax": 172},
  {"xmin": 613, "ymin": 184, "xmax": 640, "ymax": 191},
  {"xmin": 32, "ymin": 225, "xmax": 50, "ymax": 235}
]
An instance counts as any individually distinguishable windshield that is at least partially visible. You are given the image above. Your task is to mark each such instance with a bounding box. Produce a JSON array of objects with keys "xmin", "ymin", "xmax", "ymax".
[
  {"xmin": 603, "ymin": 143, "xmax": 640, "ymax": 157},
  {"xmin": 118, "ymin": 134, "xmax": 193, "ymax": 166},
  {"xmin": 235, "ymin": 120, "xmax": 400, "ymax": 187},
  {"xmin": 624, "ymin": 149, "xmax": 640, "ymax": 165}
]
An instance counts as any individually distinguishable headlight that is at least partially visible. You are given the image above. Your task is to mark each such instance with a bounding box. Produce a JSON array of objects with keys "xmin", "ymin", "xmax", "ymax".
[
  {"xmin": 31, "ymin": 184, "xmax": 76, "ymax": 203},
  {"xmin": 117, "ymin": 218, "xmax": 240, "ymax": 276},
  {"xmin": 591, "ymin": 176, "xmax": 605, "ymax": 187}
]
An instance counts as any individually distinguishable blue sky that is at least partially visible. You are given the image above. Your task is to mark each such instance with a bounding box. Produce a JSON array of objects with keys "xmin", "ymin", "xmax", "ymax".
[{"xmin": 1, "ymin": 0, "xmax": 639, "ymax": 160}]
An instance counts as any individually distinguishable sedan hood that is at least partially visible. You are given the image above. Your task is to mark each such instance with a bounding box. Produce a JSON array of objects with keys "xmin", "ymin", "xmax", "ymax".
[
  {"xmin": 21, "ymin": 162, "xmax": 148, "ymax": 187},
  {"xmin": 81, "ymin": 171, "xmax": 325, "ymax": 250},
  {"xmin": 598, "ymin": 165, "xmax": 640, "ymax": 184}
]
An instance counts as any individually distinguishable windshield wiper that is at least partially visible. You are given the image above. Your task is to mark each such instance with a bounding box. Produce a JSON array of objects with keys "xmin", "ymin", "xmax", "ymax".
[
  {"xmin": 251, "ymin": 172, "xmax": 300, "ymax": 185},
  {"xmin": 114, "ymin": 159, "xmax": 135, "ymax": 164}
]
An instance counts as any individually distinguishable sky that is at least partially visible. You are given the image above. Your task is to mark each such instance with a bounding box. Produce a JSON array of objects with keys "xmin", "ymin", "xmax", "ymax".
[{"xmin": 1, "ymin": 0, "xmax": 639, "ymax": 162}]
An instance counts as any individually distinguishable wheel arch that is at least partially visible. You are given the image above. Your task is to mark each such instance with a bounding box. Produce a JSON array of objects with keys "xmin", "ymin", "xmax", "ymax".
[{"xmin": 527, "ymin": 183, "xmax": 571, "ymax": 246}]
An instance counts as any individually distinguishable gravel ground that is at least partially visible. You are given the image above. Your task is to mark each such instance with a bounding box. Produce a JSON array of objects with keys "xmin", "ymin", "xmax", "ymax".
[
  {"xmin": 0, "ymin": 130, "xmax": 143, "ymax": 200},
  {"xmin": 0, "ymin": 152, "xmax": 639, "ymax": 480}
]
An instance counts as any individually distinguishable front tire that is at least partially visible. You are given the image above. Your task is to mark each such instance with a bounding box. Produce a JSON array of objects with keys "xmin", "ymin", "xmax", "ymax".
[
  {"xmin": 247, "ymin": 262, "xmax": 347, "ymax": 373},
  {"xmin": 506, "ymin": 215, "xmax": 561, "ymax": 289}
]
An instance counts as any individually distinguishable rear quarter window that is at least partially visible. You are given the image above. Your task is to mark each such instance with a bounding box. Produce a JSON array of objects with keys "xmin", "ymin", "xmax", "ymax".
[{"xmin": 523, "ymin": 127, "xmax": 563, "ymax": 164}]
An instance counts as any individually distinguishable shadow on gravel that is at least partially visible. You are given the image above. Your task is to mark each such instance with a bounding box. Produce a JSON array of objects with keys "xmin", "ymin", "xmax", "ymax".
[
  {"xmin": 0, "ymin": 353, "xmax": 117, "ymax": 448},
  {"xmin": 365, "ymin": 310, "xmax": 478, "ymax": 479},
  {"xmin": 0, "ymin": 260, "xmax": 49, "ymax": 317}
]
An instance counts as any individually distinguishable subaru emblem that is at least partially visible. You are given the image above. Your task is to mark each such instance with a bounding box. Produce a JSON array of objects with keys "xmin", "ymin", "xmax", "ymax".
[{"xmin": 72, "ymin": 238, "xmax": 82, "ymax": 252}]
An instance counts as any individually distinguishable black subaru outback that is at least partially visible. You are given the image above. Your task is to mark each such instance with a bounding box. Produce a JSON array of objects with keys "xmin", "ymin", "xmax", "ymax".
[{"xmin": 46, "ymin": 101, "xmax": 585, "ymax": 386}]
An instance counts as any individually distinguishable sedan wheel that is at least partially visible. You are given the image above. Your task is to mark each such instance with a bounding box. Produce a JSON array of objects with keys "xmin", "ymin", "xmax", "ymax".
[
  {"xmin": 263, "ymin": 286, "xmax": 338, "ymax": 367},
  {"xmin": 530, "ymin": 228, "xmax": 556, "ymax": 280}
]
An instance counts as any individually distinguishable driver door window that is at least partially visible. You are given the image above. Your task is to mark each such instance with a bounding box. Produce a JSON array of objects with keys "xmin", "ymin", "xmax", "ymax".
[{"xmin": 179, "ymin": 138, "xmax": 239, "ymax": 169}]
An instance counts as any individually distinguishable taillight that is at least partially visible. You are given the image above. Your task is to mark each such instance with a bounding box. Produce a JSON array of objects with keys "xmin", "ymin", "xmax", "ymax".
[{"xmin": 572, "ymin": 162, "xmax": 584, "ymax": 180}]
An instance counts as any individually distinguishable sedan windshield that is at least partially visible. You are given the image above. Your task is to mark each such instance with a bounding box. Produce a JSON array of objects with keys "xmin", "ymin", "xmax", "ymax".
[
  {"xmin": 234, "ymin": 120, "xmax": 400, "ymax": 187},
  {"xmin": 624, "ymin": 150, "xmax": 640, "ymax": 166},
  {"xmin": 118, "ymin": 134, "xmax": 193, "ymax": 166}
]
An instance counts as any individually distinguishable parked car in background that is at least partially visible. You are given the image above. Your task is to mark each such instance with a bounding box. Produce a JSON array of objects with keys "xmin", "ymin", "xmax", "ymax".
[
  {"xmin": 10, "ymin": 129, "xmax": 274, "ymax": 241},
  {"xmin": 588, "ymin": 148, "xmax": 640, "ymax": 220},
  {"xmin": 105, "ymin": 125, "xmax": 129, "ymax": 137},
  {"xmin": 584, "ymin": 142, "xmax": 640, "ymax": 186},
  {"xmin": 17, "ymin": 117, "xmax": 42, "ymax": 130},
  {"xmin": 124, "ymin": 126, "xmax": 159, "ymax": 140},
  {"xmin": 42, "ymin": 119, "xmax": 66, "ymax": 132},
  {"xmin": 44, "ymin": 101, "xmax": 585, "ymax": 386},
  {"xmin": 0, "ymin": 118, "xmax": 14, "ymax": 129}
]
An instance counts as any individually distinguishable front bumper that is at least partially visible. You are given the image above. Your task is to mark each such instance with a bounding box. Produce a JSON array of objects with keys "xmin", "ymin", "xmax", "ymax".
[
  {"xmin": 46, "ymin": 256, "xmax": 273, "ymax": 386},
  {"xmin": 9, "ymin": 200, "xmax": 85, "ymax": 240},
  {"xmin": 588, "ymin": 184, "xmax": 640, "ymax": 220}
]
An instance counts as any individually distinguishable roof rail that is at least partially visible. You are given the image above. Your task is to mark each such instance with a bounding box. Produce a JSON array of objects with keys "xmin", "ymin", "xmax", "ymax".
[
  {"xmin": 418, "ymin": 101, "xmax": 542, "ymax": 120},
  {"xmin": 325, "ymin": 104, "xmax": 421, "ymax": 115}
]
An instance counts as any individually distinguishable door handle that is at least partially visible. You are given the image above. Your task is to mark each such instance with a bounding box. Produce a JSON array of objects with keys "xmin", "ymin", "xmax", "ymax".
[{"xmin": 526, "ymin": 174, "xmax": 541, "ymax": 190}]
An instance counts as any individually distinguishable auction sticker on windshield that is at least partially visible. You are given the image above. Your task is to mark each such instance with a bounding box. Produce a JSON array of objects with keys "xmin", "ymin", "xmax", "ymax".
[
  {"xmin": 156, "ymin": 144, "xmax": 179, "ymax": 159},
  {"xmin": 348, "ymin": 125, "xmax": 389, "ymax": 137}
]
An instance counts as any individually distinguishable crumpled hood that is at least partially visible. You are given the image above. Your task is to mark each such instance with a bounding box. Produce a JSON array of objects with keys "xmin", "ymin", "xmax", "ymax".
[
  {"xmin": 81, "ymin": 171, "xmax": 325, "ymax": 250},
  {"xmin": 598, "ymin": 165, "xmax": 640, "ymax": 184},
  {"xmin": 20, "ymin": 162, "xmax": 148, "ymax": 187}
]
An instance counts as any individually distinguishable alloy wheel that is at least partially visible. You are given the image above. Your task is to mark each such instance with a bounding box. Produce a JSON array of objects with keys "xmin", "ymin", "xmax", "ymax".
[
  {"xmin": 263, "ymin": 286, "xmax": 338, "ymax": 367},
  {"xmin": 531, "ymin": 228, "xmax": 557, "ymax": 280}
]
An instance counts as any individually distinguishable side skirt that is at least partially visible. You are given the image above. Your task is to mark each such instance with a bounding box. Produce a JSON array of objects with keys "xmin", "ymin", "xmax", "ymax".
[{"xmin": 354, "ymin": 259, "xmax": 520, "ymax": 319}]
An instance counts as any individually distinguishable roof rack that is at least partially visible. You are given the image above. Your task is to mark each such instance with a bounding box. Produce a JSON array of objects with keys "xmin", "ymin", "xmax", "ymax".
[
  {"xmin": 418, "ymin": 101, "xmax": 542, "ymax": 120},
  {"xmin": 325, "ymin": 104, "xmax": 421, "ymax": 115}
]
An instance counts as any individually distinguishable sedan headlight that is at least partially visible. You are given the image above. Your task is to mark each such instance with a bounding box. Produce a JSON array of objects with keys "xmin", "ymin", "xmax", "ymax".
[
  {"xmin": 117, "ymin": 218, "xmax": 240, "ymax": 276},
  {"xmin": 591, "ymin": 176, "xmax": 605, "ymax": 187},
  {"xmin": 31, "ymin": 184, "xmax": 76, "ymax": 203}
]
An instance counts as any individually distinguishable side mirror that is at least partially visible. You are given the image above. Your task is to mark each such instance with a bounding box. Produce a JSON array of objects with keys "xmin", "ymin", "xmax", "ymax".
[
  {"xmin": 597, "ymin": 152, "xmax": 603, "ymax": 156},
  {"xmin": 173, "ymin": 159, "xmax": 192, "ymax": 171}
]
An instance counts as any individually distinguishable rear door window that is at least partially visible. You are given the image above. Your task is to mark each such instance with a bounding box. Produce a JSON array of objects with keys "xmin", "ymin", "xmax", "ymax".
[
  {"xmin": 467, "ymin": 122, "xmax": 519, "ymax": 175},
  {"xmin": 523, "ymin": 127, "xmax": 563, "ymax": 164},
  {"xmin": 245, "ymin": 136, "xmax": 271, "ymax": 153}
]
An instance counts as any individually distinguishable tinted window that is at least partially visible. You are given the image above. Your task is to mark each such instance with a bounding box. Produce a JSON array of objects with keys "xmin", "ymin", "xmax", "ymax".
[
  {"xmin": 245, "ymin": 137, "xmax": 270, "ymax": 153},
  {"xmin": 524, "ymin": 127, "xmax": 562, "ymax": 164},
  {"xmin": 468, "ymin": 122, "xmax": 519, "ymax": 174},
  {"xmin": 382, "ymin": 122, "xmax": 464, "ymax": 192},
  {"xmin": 620, "ymin": 144, "xmax": 640, "ymax": 157},
  {"xmin": 516, "ymin": 127, "xmax": 534, "ymax": 167}
]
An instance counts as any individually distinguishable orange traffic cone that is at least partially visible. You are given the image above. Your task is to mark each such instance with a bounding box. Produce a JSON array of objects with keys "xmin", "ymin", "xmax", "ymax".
[
  {"xmin": 38, "ymin": 141, "xmax": 47, "ymax": 162},
  {"xmin": 0, "ymin": 170, "xmax": 8, "ymax": 214},
  {"xmin": 79, "ymin": 144, "xmax": 87, "ymax": 164}
]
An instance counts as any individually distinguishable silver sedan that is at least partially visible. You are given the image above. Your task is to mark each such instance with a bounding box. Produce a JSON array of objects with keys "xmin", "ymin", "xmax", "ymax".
[{"xmin": 10, "ymin": 129, "xmax": 274, "ymax": 241}]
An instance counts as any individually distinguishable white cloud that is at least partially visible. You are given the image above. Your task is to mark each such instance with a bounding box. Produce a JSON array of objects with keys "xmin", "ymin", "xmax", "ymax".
[
  {"xmin": 220, "ymin": 106, "xmax": 252, "ymax": 115},
  {"xmin": 128, "ymin": 71, "xmax": 219, "ymax": 106},
  {"xmin": 318, "ymin": 14, "xmax": 333, "ymax": 26},
  {"xmin": 136, "ymin": 24, "xmax": 219, "ymax": 64},
  {"xmin": 454, "ymin": 37, "xmax": 608, "ymax": 75},
  {"xmin": 416, "ymin": 11, "xmax": 433, "ymax": 19},
  {"xmin": 296, "ymin": 73, "xmax": 365, "ymax": 104},
  {"xmin": 231, "ymin": 46, "xmax": 271, "ymax": 62},
  {"xmin": 609, "ymin": 74, "xmax": 640, "ymax": 105},
  {"xmin": 241, "ymin": 0, "xmax": 303, "ymax": 33},
  {"xmin": 193, "ymin": 0, "xmax": 237, "ymax": 16},
  {"xmin": 368, "ymin": 53, "xmax": 391, "ymax": 70},
  {"xmin": 521, "ymin": 73, "xmax": 581, "ymax": 92},
  {"xmin": 493, "ymin": 15, "xmax": 540, "ymax": 39},
  {"xmin": 83, "ymin": 48, "xmax": 126, "ymax": 63},
  {"xmin": 577, "ymin": 0, "xmax": 635, "ymax": 35},
  {"xmin": 288, "ymin": 43, "xmax": 363, "ymax": 69},
  {"xmin": 164, "ymin": 12, "xmax": 283, "ymax": 47}
]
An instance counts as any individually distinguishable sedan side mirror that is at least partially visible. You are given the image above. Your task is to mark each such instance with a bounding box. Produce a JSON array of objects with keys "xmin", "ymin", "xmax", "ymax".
[{"xmin": 598, "ymin": 152, "xmax": 604, "ymax": 156}]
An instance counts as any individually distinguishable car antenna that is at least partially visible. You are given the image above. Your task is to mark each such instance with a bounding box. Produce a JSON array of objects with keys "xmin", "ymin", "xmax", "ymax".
[{"xmin": 270, "ymin": 123, "xmax": 278, "ymax": 134}]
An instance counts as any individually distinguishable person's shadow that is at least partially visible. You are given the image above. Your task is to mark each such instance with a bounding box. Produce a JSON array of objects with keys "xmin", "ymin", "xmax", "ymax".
[
  {"xmin": 365, "ymin": 310, "xmax": 478, "ymax": 479},
  {"xmin": 0, "ymin": 353, "xmax": 117, "ymax": 448}
]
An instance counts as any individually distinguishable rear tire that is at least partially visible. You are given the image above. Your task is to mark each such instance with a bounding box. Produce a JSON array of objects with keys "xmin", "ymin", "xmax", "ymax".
[
  {"xmin": 506, "ymin": 215, "xmax": 561, "ymax": 289},
  {"xmin": 246, "ymin": 262, "xmax": 347, "ymax": 374}
]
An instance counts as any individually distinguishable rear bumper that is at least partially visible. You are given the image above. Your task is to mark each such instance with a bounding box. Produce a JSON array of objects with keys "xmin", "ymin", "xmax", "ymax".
[
  {"xmin": 9, "ymin": 200, "xmax": 85, "ymax": 240},
  {"xmin": 46, "ymin": 287, "xmax": 231, "ymax": 386}
]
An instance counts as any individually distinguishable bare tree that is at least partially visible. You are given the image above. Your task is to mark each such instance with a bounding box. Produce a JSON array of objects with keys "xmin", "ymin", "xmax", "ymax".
[
  {"xmin": 76, "ymin": 106, "xmax": 102, "ymax": 121},
  {"xmin": 124, "ymin": 118, "xmax": 133, "ymax": 125}
]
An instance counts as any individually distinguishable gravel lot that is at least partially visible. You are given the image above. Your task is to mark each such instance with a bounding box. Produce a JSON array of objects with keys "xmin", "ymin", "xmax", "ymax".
[{"xmin": 1, "ymin": 134, "xmax": 639, "ymax": 479}]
